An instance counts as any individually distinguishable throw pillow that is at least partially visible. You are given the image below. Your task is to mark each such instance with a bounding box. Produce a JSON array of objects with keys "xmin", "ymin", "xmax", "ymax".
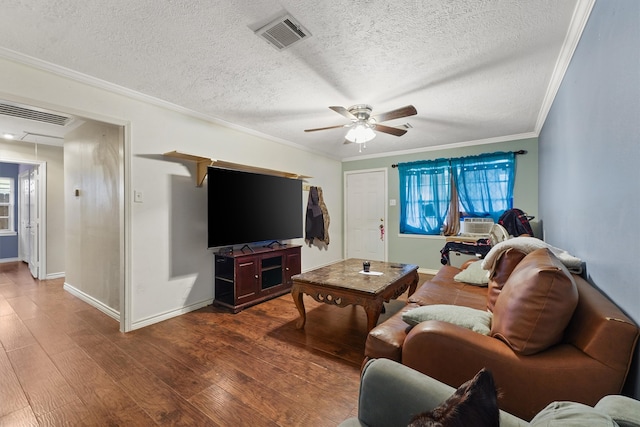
[
  {"xmin": 486, "ymin": 248, "xmax": 527, "ymax": 312},
  {"xmin": 408, "ymin": 368, "xmax": 499, "ymax": 427},
  {"xmin": 402, "ymin": 304, "xmax": 492, "ymax": 335},
  {"xmin": 490, "ymin": 248, "xmax": 578, "ymax": 355},
  {"xmin": 453, "ymin": 261, "xmax": 490, "ymax": 286},
  {"xmin": 530, "ymin": 401, "xmax": 620, "ymax": 426}
]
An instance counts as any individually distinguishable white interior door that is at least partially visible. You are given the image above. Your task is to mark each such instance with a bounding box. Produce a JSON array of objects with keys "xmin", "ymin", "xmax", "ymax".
[
  {"xmin": 28, "ymin": 167, "xmax": 39, "ymax": 278},
  {"xmin": 18, "ymin": 167, "xmax": 39, "ymax": 278},
  {"xmin": 18, "ymin": 170, "xmax": 30, "ymax": 262},
  {"xmin": 345, "ymin": 169, "xmax": 387, "ymax": 261}
]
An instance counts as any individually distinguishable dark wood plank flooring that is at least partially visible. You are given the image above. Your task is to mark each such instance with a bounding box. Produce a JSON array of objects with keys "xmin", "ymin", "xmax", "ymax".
[{"xmin": 0, "ymin": 261, "xmax": 431, "ymax": 426}]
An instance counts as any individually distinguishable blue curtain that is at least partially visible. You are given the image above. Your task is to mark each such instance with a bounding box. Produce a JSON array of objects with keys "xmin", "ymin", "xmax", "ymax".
[
  {"xmin": 398, "ymin": 158, "xmax": 451, "ymax": 235},
  {"xmin": 451, "ymin": 151, "xmax": 515, "ymax": 222}
]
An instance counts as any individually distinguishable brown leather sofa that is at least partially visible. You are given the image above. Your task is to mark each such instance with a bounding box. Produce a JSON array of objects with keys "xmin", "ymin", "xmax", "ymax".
[{"xmin": 365, "ymin": 247, "xmax": 639, "ymax": 421}]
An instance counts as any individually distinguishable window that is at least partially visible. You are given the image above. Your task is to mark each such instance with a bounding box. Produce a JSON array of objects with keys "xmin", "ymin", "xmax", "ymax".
[
  {"xmin": 452, "ymin": 152, "xmax": 515, "ymax": 222},
  {"xmin": 398, "ymin": 158, "xmax": 451, "ymax": 235},
  {"xmin": 0, "ymin": 177, "xmax": 15, "ymax": 234},
  {"xmin": 398, "ymin": 152, "xmax": 515, "ymax": 235}
]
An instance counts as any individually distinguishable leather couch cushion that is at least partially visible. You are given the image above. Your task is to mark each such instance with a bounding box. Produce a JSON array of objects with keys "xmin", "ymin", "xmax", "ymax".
[
  {"xmin": 490, "ymin": 248, "xmax": 578, "ymax": 355},
  {"xmin": 366, "ymin": 303, "xmax": 419, "ymax": 362},
  {"xmin": 409, "ymin": 266, "xmax": 487, "ymax": 310},
  {"xmin": 486, "ymin": 248, "xmax": 527, "ymax": 312}
]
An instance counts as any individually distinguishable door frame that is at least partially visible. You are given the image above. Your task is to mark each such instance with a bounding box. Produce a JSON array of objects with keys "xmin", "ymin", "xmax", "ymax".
[
  {"xmin": 343, "ymin": 167, "xmax": 388, "ymax": 261},
  {"xmin": 0, "ymin": 91, "xmax": 129, "ymax": 333},
  {"xmin": 3, "ymin": 158, "xmax": 47, "ymax": 279}
]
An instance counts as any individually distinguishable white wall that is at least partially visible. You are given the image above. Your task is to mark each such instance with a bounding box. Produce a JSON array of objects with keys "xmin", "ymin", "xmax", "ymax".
[
  {"xmin": 0, "ymin": 56, "xmax": 343, "ymax": 331},
  {"xmin": 65, "ymin": 120, "xmax": 122, "ymax": 314}
]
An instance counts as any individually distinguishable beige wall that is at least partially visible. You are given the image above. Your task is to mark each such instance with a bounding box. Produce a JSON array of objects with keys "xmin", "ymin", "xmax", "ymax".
[
  {"xmin": 0, "ymin": 140, "xmax": 65, "ymax": 276},
  {"xmin": 64, "ymin": 121, "xmax": 123, "ymax": 312},
  {"xmin": 0, "ymin": 56, "xmax": 343, "ymax": 331}
]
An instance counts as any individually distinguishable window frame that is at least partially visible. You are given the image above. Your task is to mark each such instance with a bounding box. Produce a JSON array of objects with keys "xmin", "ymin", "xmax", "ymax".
[{"xmin": 0, "ymin": 177, "xmax": 16, "ymax": 235}]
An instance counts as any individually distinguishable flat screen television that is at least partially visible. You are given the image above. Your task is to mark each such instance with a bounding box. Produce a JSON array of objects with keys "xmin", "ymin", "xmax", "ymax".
[{"xmin": 207, "ymin": 167, "xmax": 303, "ymax": 248}]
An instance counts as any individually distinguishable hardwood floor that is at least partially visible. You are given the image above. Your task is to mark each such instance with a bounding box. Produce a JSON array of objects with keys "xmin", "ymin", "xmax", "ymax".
[{"xmin": 0, "ymin": 261, "xmax": 431, "ymax": 426}]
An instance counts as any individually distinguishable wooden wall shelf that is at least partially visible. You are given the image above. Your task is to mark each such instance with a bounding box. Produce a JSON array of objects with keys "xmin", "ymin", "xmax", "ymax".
[{"xmin": 163, "ymin": 151, "xmax": 311, "ymax": 187}]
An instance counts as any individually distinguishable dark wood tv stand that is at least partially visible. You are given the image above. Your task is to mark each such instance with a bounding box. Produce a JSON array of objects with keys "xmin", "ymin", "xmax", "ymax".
[{"xmin": 213, "ymin": 245, "xmax": 301, "ymax": 313}]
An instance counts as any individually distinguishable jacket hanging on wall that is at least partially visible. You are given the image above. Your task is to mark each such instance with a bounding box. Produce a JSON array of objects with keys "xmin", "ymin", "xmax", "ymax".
[{"xmin": 305, "ymin": 186, "xmax": 330, "ymax": 245}]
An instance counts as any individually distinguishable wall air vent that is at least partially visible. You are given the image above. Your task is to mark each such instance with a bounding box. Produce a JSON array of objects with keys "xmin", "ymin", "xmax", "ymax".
[
  {"xmin": 0, "ymin": 101, "xmax": 73, "ymax": 126},
  {"xmin": 256, "ymin": 14, "xmax": 311, "ymax": 51}
]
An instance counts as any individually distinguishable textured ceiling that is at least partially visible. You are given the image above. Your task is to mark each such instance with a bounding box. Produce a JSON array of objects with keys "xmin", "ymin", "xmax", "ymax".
[{"xmin": 0, "ymin": 0, "xmax": 585, "ymax": 160}]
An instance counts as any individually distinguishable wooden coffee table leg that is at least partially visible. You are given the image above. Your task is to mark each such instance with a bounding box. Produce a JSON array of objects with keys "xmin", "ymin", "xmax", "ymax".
[
  {"xmin": 408, "ymin": 270, "xmax": 420, "ymax": 296},
  {"xmin": 291, "ymin": 284, "xmax": 306, "ymax": 329},
  {"xmin": 364, "ymin": 300, "xmax": 384, "ymax": 332}
]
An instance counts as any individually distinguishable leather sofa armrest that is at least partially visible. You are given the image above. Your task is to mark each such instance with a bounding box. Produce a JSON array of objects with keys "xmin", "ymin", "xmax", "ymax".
[
  {"xmin": 400, "ymin": 320, "xmax": 626, "ymax": 421},
  {"xmin": 402, "ymin": 320, "xmax": 517, "ymax": 388},
  {"xmin": 594, "ymin": 395, "xmax": 640, "ymax": 427}
]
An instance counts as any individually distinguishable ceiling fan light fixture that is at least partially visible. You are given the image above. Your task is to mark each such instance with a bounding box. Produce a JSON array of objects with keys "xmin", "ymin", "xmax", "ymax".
[
  {"xmin": 305, "ymin": 104, "xmax": 415, "ymax": 152},
  {"xmin": 345, "ymin": 122, "xmax": 376, "ymax": 144}
]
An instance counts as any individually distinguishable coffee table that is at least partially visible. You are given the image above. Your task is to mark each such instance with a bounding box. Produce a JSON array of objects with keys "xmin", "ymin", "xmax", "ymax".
[{"xmin": 291, "ymin": 258, "xmax": 420, "ymax": 332}]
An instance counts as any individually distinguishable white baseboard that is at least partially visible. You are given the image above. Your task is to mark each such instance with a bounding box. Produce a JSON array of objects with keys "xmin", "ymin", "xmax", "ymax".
[
  {"xmin": 0, "ymin": 260, "xmax": 64, "ymax": 279},
  {"xmin": 63, "ymin": 282, "xmax": 120, "ymax": 321},
  {"xmin": 63, "ymin": 282, "xmax": 214, "ymax": 332},
  {"xmin": 130, "ymin": 299, "xmax": 214, "ymax": 331}
]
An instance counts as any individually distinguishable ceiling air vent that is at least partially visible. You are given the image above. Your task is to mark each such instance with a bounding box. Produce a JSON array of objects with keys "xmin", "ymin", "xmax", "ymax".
[
  {"xmin": 256, "ymin": 14, "xmax": 311, "ymax": 50},
  {"xmin": 0, "ymin": 101, "xmax": 73, "ymax": 126}
]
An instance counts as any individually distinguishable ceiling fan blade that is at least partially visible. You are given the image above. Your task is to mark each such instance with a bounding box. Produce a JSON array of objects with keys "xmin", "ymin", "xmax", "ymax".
[
  {"xmin": 304, "ymin": 124, "xmax": 349, "ymax": 132},
  {"xmin": 329, "ymin": 106, "xmax": 357, "ymax": 120},
  {"xmin": 372, "ymin": 105, "xmax": 417, "ymax": 123},
  {"xmin": 374, "ymin": 124, "xmax": 407, "ymax": 137}
]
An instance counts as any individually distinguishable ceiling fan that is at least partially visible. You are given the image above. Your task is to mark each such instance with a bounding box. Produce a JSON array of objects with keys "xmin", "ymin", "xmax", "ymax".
[{"xmin": 304, "ymin": 104, "xmax": 417, "ymax": 147}]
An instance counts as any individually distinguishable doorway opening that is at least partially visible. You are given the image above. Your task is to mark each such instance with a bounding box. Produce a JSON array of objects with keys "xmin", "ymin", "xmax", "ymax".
[{"xmin": 0, "ymin": 98, "xmax": 126, "ymax": 332}]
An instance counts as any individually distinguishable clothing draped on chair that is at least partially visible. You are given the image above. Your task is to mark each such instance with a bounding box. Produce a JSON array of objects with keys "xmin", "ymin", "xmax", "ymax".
[{"xmin": 498, "ymin": 208, "xmax": 534, "ymax": 237}]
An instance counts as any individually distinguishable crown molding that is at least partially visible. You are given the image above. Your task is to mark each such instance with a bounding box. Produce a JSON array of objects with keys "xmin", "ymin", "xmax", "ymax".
[
  {"xmin": 535, "ymin": 0, "xmax": 596, "ymax": 133},
  {"xmin": 341, "ymin": 132, "xmax": 538, "ymax": 163},
  {"xmin": 0, "ymin": 47, "xmax": 327, "ymax": 158}
]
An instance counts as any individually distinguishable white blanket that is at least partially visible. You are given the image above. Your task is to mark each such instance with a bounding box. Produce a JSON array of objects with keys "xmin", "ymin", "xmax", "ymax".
[{"xmin": 481, "ymin": 237, "xmax": 583, "ymax": 274}]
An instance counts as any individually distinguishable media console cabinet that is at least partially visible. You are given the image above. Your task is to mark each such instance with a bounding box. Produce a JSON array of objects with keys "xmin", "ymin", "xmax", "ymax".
[{"xmin": 213, "ymin": 245, "xmax": 301, "ymax": 312}]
